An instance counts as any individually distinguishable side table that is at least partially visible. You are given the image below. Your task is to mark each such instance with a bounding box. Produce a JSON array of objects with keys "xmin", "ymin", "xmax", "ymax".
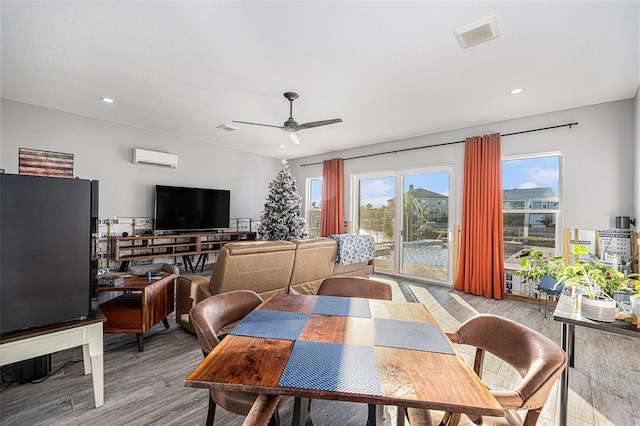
[
  {"xmin": 0, "ymin": 312, "xmax": 106, "ymax": 407},
  {"xmin": 553, "ymin": 294, "xmax": 639, "ymax": 426},
  {"xmin": 99, "ymin": 273, "xmax": 175, "ymax": 351}
]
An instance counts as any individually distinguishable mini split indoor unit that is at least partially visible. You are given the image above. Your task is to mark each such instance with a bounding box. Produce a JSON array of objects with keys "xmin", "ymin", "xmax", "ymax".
[{"xmin": 132, "ymin": 148, "xmax": 178, "ymax": 168}]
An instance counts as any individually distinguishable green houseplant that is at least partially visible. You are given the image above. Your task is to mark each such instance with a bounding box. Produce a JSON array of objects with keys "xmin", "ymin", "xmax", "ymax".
[
  {"xmin": 557, "ymin": 245, "xmax": 638, "ymax": 298},
  {"xmin": 515, "ymin": 248, "xmax": 565, "ymax": 283},
  {"xmin": 556, "ymin": 244, "xmax": 638, "ymax": 322}
]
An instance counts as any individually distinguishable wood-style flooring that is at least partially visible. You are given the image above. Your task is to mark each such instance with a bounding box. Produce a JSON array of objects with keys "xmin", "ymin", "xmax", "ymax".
[{"xmin": 1, "ymin": 275, "xmax": 638, "ymax": 426}]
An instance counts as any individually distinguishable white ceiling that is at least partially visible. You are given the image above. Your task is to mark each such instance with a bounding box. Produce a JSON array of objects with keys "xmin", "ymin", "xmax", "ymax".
[{"xmin": 2, "ymin": 1, "xmax": 639, "ymax": 160}]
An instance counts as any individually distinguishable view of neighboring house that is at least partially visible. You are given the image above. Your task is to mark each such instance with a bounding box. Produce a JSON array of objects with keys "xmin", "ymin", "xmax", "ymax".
[
  {"xmin": 503, "ymin": 187, "xmax": 558, "ymax": 238},
  {"xmin": 503, "ymin": 187, "xmax": 558, "ymax": 210},
  {"xmin": 404, "ymin": 185, "xmax": 450, "ymax": 224}
]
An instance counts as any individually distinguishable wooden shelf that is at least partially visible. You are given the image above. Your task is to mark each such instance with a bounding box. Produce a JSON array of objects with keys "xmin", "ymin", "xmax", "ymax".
[{"xmin": 112, "ymin": 232, "xmax": 257, "ymax": 263}]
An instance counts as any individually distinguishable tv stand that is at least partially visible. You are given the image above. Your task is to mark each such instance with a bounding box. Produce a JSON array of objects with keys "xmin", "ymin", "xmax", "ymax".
[{"xmin": 112, "ymin": 232, "xmax": 257, "ymax": 273}]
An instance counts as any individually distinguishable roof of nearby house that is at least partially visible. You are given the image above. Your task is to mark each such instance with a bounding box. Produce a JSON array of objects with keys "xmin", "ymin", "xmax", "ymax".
[
  {"xmin": 503, "ymin": 187, "xmax": 557, "ymax": 200},
  {"xmin": 408, "ymin": 188, "xmax": 449, "ymax": 200}
]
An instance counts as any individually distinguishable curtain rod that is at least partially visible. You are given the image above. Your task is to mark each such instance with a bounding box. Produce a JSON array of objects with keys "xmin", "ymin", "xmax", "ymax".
[{"xmin": 299, "ymin": 122, "xmax": 578, "ymax": 167}]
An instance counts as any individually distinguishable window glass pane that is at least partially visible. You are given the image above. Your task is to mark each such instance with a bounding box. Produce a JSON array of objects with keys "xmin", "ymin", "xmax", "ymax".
[
  {"xmin": 502, "ymin": 156, "xmax": 560, "ymax": 260},
  {"xmin": 308, "ymin": 179, "xmax": 322, "ymax": 238},
  {"xmin": 502, "ymin": 156, "xmax": 559, "ymax": 199},
  {"xmin": 308, "ymin": 211, "xmax": 321, "ymax": 238},
  {"xmin": 358, "ymin": 177, "xmax": 395, "ymax": 272},
  {"xmin": 310, "ymin": 179, "xmax": 322, "ymax": 210},
  {"xmin": 401, "ymin": 172, "xmax": 449, "ymax": 281}
]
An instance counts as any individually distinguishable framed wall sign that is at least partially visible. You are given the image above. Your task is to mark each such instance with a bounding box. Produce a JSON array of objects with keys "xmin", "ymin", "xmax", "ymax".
[{"xmin": 19, "ymin": 148, "xmax": 74, "ymax": 178}]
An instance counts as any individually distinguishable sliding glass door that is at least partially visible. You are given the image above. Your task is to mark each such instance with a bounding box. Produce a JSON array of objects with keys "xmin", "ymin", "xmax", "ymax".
[{"xmin": 355, "ymin": 166, "xmax": 453, "ymax": 284}]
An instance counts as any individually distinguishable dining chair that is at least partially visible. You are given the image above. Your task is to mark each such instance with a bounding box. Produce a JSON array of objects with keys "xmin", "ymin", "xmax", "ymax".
[
  {"xmin": 317, "ymin": 276, "xmax": 392, "ymax": 301},
  {"xmin": 189, "ymin": 290, "xmax": 283, "ymax": 426},
  {"xmin": 399, "ymin": 314, "xmax": 567, "ymax": 426}
]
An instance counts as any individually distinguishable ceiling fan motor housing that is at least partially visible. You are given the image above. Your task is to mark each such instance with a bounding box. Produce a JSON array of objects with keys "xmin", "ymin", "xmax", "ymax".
[{"xmin": 283, "ymin": 118, "xmax": 298, "ymax": 129}]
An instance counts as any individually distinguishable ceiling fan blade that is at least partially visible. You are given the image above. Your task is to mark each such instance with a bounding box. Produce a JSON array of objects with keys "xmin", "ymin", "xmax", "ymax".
[
  {"xmin": 232, "ymin": 120, "xmax": 284, "ymax": 129},
  {"xmin": 295, "ymin": 118, "xmax": 343, "ymax": 131}
]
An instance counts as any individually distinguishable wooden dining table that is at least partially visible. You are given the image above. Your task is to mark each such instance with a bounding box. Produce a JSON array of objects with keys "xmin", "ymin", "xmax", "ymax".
[{"xmin": 184, "ymin": 293, "xmax": 503, "ymax": 425}]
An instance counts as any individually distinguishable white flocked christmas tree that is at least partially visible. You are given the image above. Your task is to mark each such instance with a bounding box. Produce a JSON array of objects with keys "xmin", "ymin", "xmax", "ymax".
[{"xmin": 257, "ymin": 159, "xmax": 308, "ymax": 241}]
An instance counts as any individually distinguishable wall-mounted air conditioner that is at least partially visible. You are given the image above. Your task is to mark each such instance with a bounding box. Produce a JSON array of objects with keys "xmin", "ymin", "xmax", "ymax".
[{"xmin": 132, "ymin": 148, "xmax": 178, "ymax": 168}]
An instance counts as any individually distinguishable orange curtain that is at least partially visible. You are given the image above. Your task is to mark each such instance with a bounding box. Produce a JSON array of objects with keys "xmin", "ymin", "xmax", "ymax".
[
  {"xmin": 320, "ymin": 158, "xmax": 344, "ymax": 237},
  {"xmin": 455, "ymin": 133, "xmax": 505, "ymax": 299}
]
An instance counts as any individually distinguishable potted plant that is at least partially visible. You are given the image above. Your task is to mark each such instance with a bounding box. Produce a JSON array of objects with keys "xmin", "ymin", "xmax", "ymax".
[
  {"xmin": 515, "ymin": 248, "xmax": 566, "ymax": 314},
  {"xmin": 515, "ymin": 248, "xmax": 565, "ymax": 283},
  {"xmin": 556, "ymin": 245, "xmax": 638, "ymax": 322},
  {"xmin": 629, "ymin": 281, "xmax": 640, "ymax": 316}
]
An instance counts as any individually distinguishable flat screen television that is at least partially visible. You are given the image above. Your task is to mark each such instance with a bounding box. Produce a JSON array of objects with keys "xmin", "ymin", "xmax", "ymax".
[{"xmin": 155, "ymin": 185, "xmax": 230, "ymax": 232}]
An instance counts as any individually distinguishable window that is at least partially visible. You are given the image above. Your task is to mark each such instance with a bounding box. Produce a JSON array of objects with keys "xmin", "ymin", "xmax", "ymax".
[
  {"xmin": 502, "ymin": 154, "xmax": 562, "ymax": 261},
  {"xmin": 307, "ymin": 178, "xmax": 322, "ymax": 238}
]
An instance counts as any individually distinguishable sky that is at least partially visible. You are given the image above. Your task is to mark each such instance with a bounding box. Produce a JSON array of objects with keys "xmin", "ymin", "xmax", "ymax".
[{"xmin": 502, "ymin": 156, "xmax": 559, "ymax": 194}]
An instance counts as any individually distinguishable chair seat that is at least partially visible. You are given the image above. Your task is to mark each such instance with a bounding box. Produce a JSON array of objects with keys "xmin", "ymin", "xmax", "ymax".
[
  {"xmin": 211, "ymin": 389, "xmax": 261, "ymax": 417},
  {"xmin": 538, "ymin": 275, "xmax": 562, "ymax": 294}
]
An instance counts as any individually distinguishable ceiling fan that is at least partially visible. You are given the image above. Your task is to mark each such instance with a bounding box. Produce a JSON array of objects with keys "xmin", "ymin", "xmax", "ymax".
[{"xmin": 233, "ymin": 92, "xmax": 342, "ymax": 144}]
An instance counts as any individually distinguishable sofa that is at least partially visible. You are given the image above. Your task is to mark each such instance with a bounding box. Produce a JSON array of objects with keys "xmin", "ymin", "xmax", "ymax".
[{"xmin": 176, "ymin": 235, "xmax": 374, "ymax": 333}]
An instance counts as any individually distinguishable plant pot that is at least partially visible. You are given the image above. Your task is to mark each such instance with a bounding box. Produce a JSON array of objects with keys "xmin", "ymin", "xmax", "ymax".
[
  {"xmin": 578, "ymin": 294, "xmax": 616, "ymax": 322},
  {"xmin": 613, "ymin": 291, "xmax": 631, "ymax": 304}
]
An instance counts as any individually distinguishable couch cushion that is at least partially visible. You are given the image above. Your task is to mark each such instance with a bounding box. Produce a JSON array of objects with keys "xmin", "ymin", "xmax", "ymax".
[
  {"xmin": 225, "ymin": 240, "xmax": 296, "ymax": 255},
  {"xmin": 209, "ymin": 241, "xmax": 296, "ymax": 297},
  {"xmin": 289, "ymin": 238, "xmax": 338, "ymax": 295},
  {"xmin": 332, "ymin": 261, "xmax": 369, "ymax": 277}
]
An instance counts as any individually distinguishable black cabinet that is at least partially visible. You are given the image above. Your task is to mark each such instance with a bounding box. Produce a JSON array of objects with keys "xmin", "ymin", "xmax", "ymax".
[{"xmin": 0, "ymin": 173, "xmax": 99, "ymax": 335}]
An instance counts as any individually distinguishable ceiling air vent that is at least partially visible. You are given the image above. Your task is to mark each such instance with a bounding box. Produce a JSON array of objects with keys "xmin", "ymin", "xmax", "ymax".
[{"xmin": 454, "ymin": 15, "xmax": 502, "ymax": 49}]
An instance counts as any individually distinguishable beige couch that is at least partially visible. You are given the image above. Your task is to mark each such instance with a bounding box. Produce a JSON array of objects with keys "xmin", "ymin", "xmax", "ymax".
[{"xmin": 176, "ymin": 237, "xmax": 372, "ymax": 333}]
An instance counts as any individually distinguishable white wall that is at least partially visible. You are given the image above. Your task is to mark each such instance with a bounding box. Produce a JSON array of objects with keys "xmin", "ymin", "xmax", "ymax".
[
  {"xmin": 634, "ymin": 87, "xmax": 640, "ymax": 222},
  {"xmin": 0, "ymin": 99, "xmax": 280, "ymax": 219},
  {"xmin": 289, "ymin": 99, "xmax": 636, "ymax": 232},
  {"xmin": 3, "ymin": 98, "xmax": 635, "ymax": 231}
]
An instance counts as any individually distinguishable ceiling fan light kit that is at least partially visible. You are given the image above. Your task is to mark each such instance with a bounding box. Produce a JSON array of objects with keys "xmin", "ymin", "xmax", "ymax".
[
  {"xmin": 289, "ymin": 132, "xmax": 301, "ymax": 145},
  {"xmin": 232, "ymin": 92, "xmax": 342, "ymax": 144}
]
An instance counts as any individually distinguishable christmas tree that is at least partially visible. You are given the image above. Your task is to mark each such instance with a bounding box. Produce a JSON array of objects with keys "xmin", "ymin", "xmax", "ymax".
[{"xmin": 257, "ymin": 159, "xmax": 308, "ymax": 241}]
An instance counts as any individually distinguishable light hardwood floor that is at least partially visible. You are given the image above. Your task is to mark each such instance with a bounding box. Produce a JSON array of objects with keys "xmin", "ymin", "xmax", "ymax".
[{"xmin": 1, "ymin": 275, "xmax": 638, "ymax": 426}]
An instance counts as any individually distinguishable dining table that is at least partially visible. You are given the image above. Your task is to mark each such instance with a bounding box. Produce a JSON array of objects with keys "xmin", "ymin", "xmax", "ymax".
[{"xmin": 184, "ymin": 293, "xmax": 504, "ymax": 426}]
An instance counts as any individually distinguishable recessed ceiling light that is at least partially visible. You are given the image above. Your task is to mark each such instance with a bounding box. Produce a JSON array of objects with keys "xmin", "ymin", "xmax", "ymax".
[
  {"xmin": 509, "ymin": 87, "xmax": 525, "ymax": 95},
  {"xmin": 279, "ymin": 144, "xmax": 286, "ymax": 149},
  {"xmin": 100, "ymin": 97, "xmax": 116, "ymax": 103}
]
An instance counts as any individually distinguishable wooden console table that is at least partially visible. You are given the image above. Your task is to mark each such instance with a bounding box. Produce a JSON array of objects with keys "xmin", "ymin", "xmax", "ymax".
[
  {"xmin": 0, "ymin": 312, "xmax": 106, "ymax": 407},
  {"xmin": 99, "ymin": 274, "xmax": 175, "ymax": 351},
  {"xmin": 112, "ymin": 232, "xmax": 256, "ymax": 273}
]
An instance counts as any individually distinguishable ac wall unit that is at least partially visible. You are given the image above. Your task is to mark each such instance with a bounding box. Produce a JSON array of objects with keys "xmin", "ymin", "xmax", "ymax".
[{"xmin": 132, "ymin": 149, "xmax": 178, "ymax": 168}]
